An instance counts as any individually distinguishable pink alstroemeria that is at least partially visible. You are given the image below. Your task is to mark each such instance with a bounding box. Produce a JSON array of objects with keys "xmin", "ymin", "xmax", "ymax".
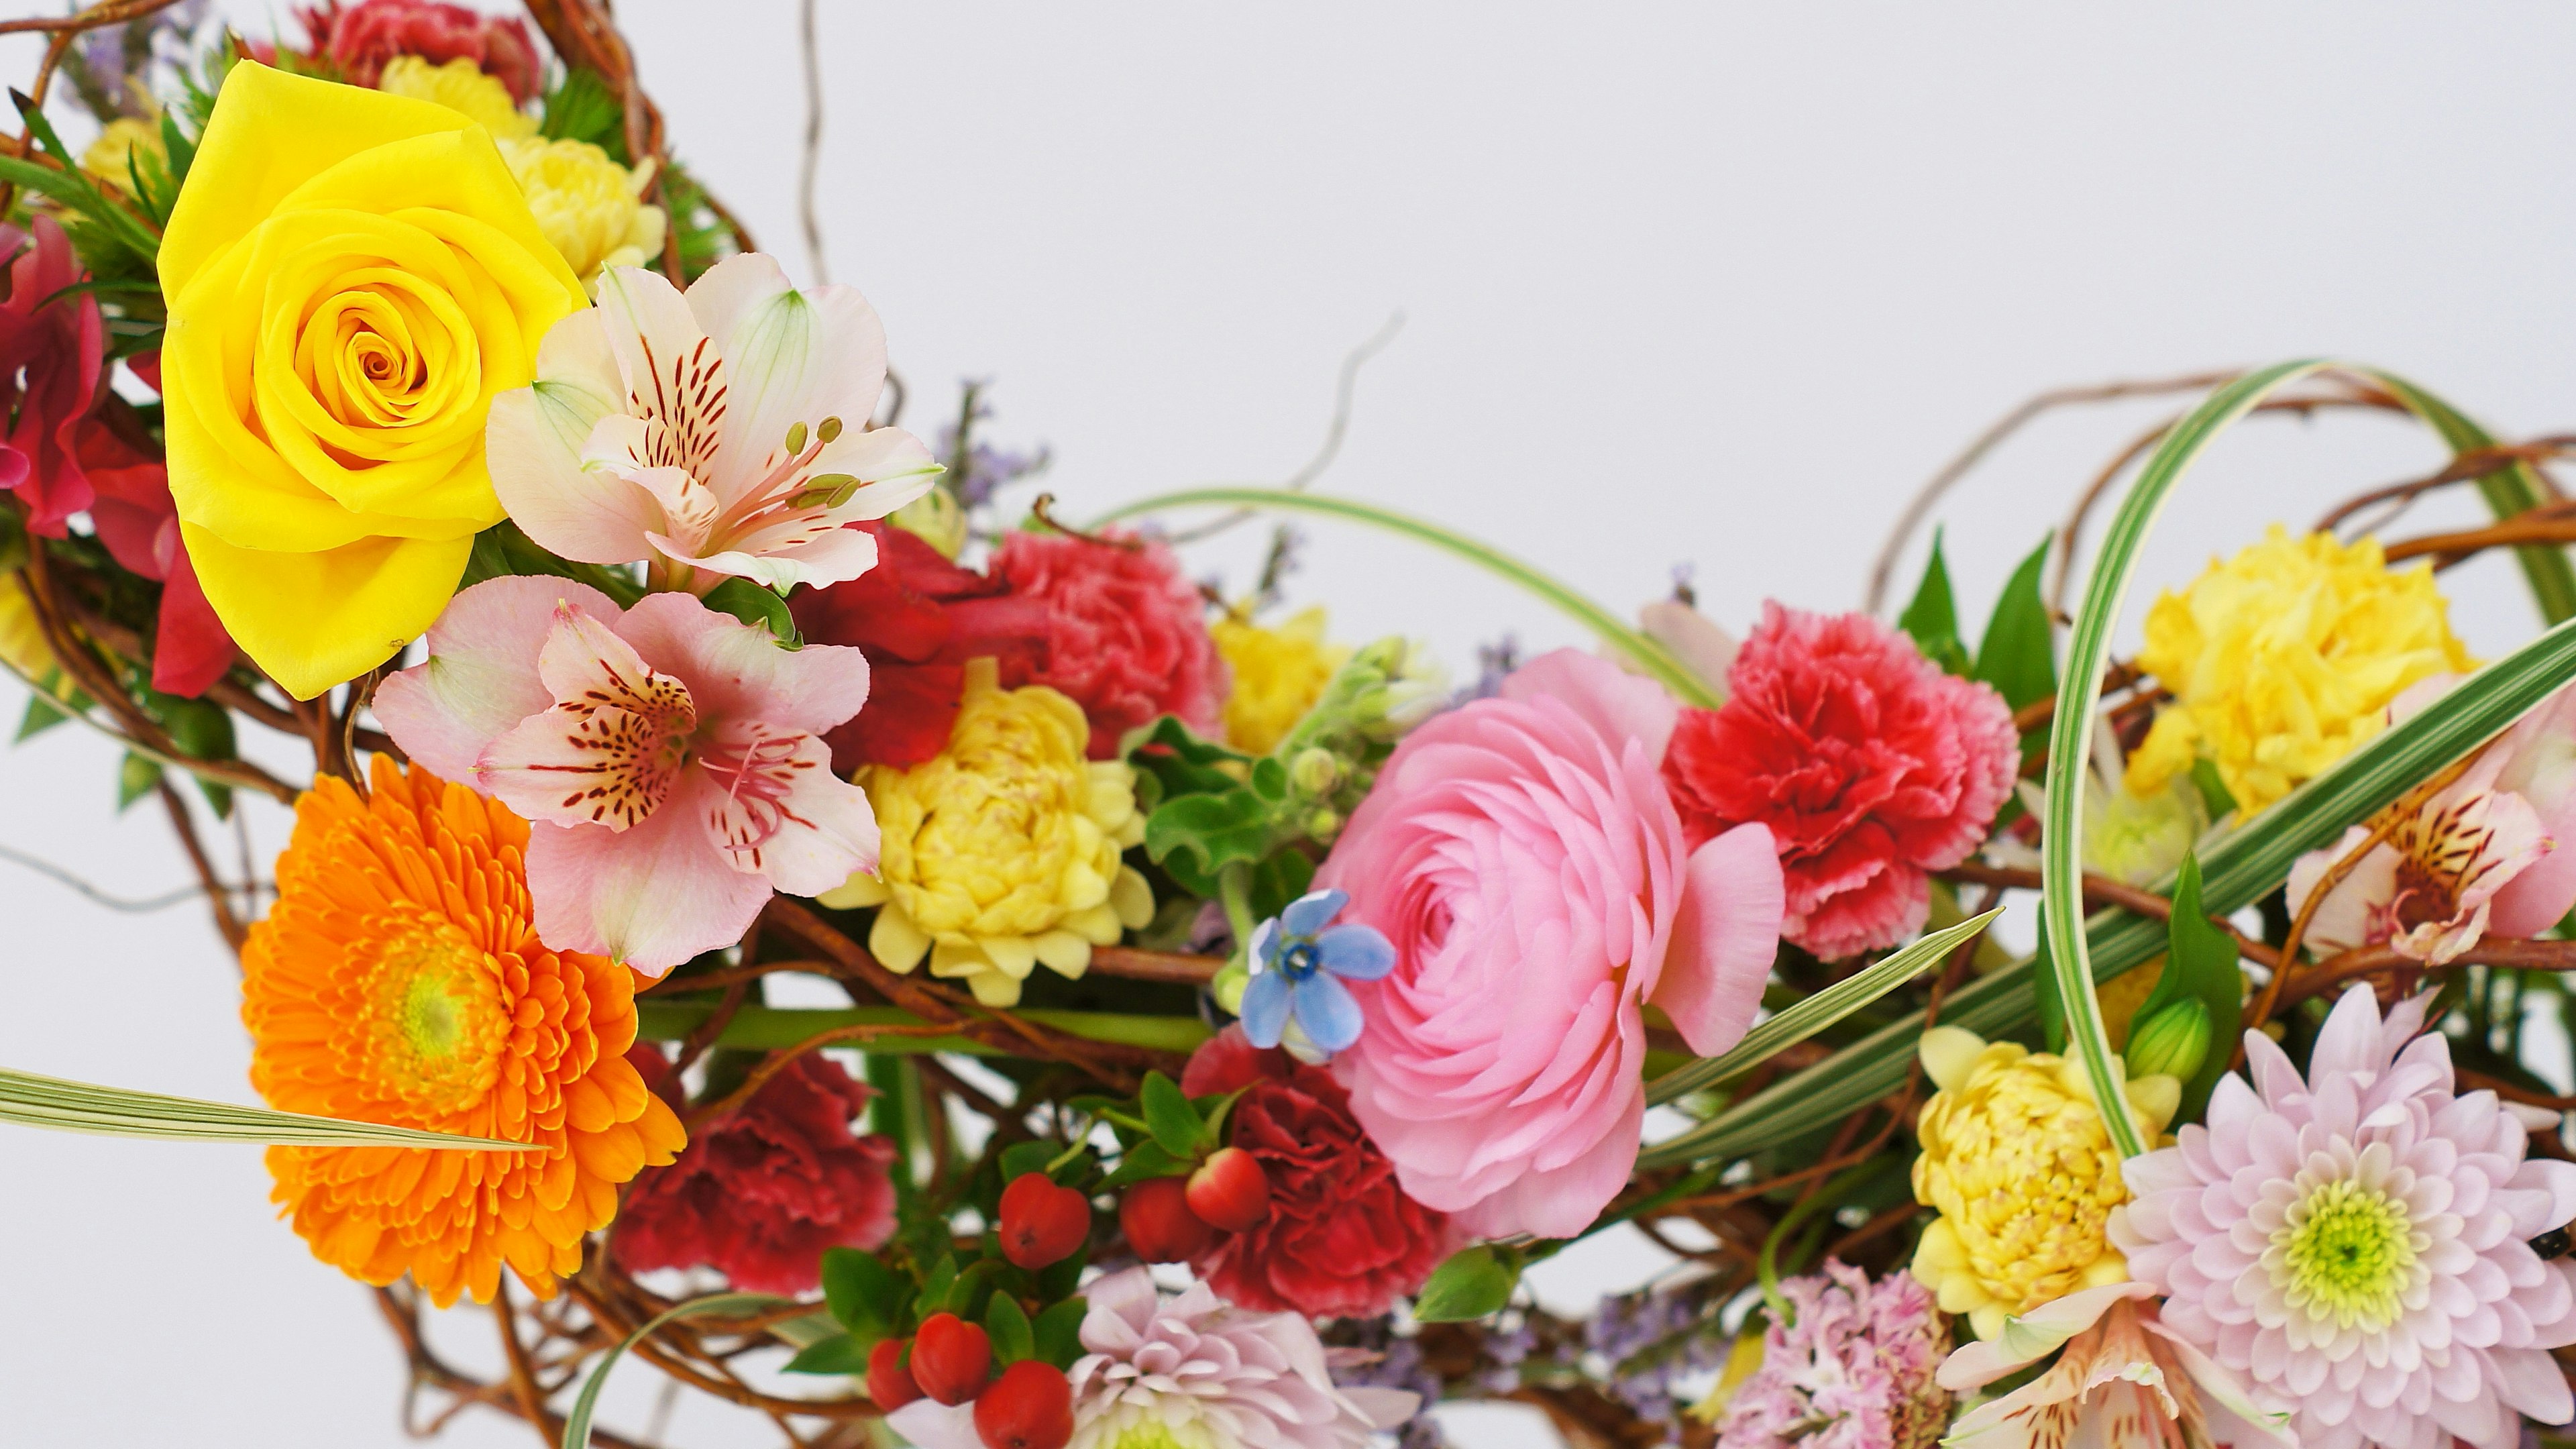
[
  {"xmin": 373, "ymin": 576, "xmax": 879, "ymax": 974},
  {"xmin": 486, "ymin": 252, "xmax": 941, "ymax": 595},
  {"xmin": 2287, "ymin": 676, "xmax": 2576, "ymax": 963},
  {"xmin": 1938, "ymin": 1282, "xmax": 2290, "ymax": 1449}
]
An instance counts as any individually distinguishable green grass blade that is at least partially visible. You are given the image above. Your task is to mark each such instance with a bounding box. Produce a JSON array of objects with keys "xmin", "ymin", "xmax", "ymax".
[
  {"xmin": 1090, "ymin": 486, "xmax": 1719, "ymax": 708},
  {"xmin": 0, "ymin": 1067, "xmax": 537, "ymax": 1149},
  {"xmin": 2373, "ymin": 373, "xmax": 2576, "ymax": 623},
  {"xmin": 2042, "ymin": 361, "xmax": 2330, "ymax": 1157},
  {"xmin": 564, "ymin": 1292, "xmax": 786, "ymax": 1449},
  {"xmin": 1645, "ymin": 909, "xmax": 2000, "ymax": 1108}
]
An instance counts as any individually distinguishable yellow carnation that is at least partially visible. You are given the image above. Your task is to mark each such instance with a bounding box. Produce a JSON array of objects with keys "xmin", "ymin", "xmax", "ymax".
[
  {"xmin": 375, "ymin": 56, "xmax": 536, "ymax": 139},
  {"xmin": 822, "ymin": 657, "xmax": 1154, "ymax": 1007},
  {"xmin": 2125, "ymin": 525, "xmax": 2471, "ymax": 814},
  {"xmin": 1909, "ymin": 1026, "xmax": 2178, "ymax": 1340},
  {"xmin": 1214, "ymin": 606, "xmax": 1348, "ymax": 755},
  {"xmin": 80, "ymin": 115, "xmax": 166, "ymax": 187},
  {"xmin": 158, "ymin": 62, "xmax": 584, "ymax": 699},
  {"xmin": 496, "ymin": 137, "xmax": 669, "ymax": 283}
]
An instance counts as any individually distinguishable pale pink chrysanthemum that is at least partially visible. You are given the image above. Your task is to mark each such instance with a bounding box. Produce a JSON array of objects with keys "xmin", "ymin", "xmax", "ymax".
[
  {"xmin": 884, "ymin": 1265, "xmax": 1416, "ymax": 1449},
  {"xmin": 2110, "ymin": 985, "xmax": 2576, "ymax": 1449},
  {"xmin": 1714, "ymin": 1260, "xmax": 1951, "ymax": 1449}
]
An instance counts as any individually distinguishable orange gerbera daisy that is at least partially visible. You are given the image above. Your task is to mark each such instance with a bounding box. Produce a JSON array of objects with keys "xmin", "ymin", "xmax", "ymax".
[{"xmin": 243, "ymin": 755, "xmax": 686, "ymax": 1307}]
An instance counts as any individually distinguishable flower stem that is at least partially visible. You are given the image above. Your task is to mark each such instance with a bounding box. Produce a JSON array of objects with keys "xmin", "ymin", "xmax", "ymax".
[{"xmin": 1218, "ymin": 861, "xmax": 1258, "ymax": 967}]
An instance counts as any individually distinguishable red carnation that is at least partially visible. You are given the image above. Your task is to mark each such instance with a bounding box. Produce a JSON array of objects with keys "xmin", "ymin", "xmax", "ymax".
[
  {"xmin": 79, "ymin": 418, "xmax": 235, "ymax": 698},
  {"xmin": 613, "ymin": 1047, "xmax": 898, "ymax": 1294},
  {"xmin": 297, "ymin": 0, "xmax": 543, "ymax": 103},
  {"xmin": 0, "ymin": 216, "xmax": 101, "ymax": 539},
  {"xmin": 1662, "ymin": 602, "xmax": 2019, "ymax": 960},
  {"xmin": 1178, "ymin": 1027, "xmax": 1451, "ymax": 1319},
  {"xmin": 991, "ymin": 529, "xmax": 1227, "ymax": 759},
  {"xmin": 789, "ymin": 523, "xmax": 1049, "ymax": 772}
]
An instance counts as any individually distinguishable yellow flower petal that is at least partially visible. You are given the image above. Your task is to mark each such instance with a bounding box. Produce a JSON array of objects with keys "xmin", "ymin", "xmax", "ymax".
[{"xmin": 868, "ymin": 904, "xmax": 931, "ymax": 972}]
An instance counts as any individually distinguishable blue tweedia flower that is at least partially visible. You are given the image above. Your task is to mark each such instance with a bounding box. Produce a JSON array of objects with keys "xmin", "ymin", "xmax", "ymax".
[{"xmin": 1239, "ymin": 888, "xmax": 1394, "ymax": 1053}]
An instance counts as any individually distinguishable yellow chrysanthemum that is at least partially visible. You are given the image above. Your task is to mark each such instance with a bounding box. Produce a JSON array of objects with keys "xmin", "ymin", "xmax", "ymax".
[
  {"xmin": 80, "ymin": 115, "xmax": 166, "ymax": 187},
  {"xmin": 2125, "ymin": 526, "xmax": 2472, "ymax": 814},
  {"xmin": 822, "ymin": 657, "xmax": 1154, "ymax": 1007},
  {"xmin": 1214, "ymin": 606, "xmax": 1349, "ymax": 755},
  {"xmin": 1909, "ymin": 1027, "xmax": 2178, "ymax": 1340},
  {"xmin": 496, "ymin": 136, "xmax": 669, "ymax": 283},
  {"xmin": 375, "ymin": 55, "xmax": 537, "ymax": 139}
]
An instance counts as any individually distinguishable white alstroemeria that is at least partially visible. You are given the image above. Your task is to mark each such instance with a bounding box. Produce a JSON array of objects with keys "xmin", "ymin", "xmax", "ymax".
[{"xmin": 487, "ymin": 252, "xmax": 942, "ymax": 594}]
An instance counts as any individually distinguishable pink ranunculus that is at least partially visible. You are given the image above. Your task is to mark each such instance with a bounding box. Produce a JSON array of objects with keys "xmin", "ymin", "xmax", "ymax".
[
  {"xmin": 1662, "ymin": 603, "xmax": 2020, "ymax": 960},
  {"xmin": 990, "ymin": 528, "xmax": 1228, "ymax": 759},
  {"xmin": 297, "ymin": 0, "xmax": 543, "ymax": 102},
  {"xmin": 1318, "ymin": 649, "xmax": 1785, "ymax": 1240},
  {"xmin": 0, "ymin": 215, "xmax": 103, "ymax": 537},
  {"xmin": 373, "ymin": 576, "xmax": 880, "ymax": 975}
]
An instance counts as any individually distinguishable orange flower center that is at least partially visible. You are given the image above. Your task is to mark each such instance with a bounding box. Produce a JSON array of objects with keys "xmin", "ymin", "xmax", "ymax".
[{"xmin": 356, "ymin": 908, "xmax": 504, "ymax": 1116}]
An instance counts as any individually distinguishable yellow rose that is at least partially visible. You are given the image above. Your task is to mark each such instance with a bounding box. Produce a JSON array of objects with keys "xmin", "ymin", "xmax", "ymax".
[
  {"xmin": 2125, "ymin": 526, "xmax": 2472, "ymax": 814},
  {"xmin": 375, "ymin": 56, "xmax": 535, "ymax": 140},
  {"xmin": 1909, "ymin": 1026, "xmax": 2178, "ymax": 1340},
  {"xmin": 1214, "ymin": 606, "xmax": 1349, "ymax": 755},
  {"xmin": 495, "ymin": 137, "xmax": 668, "ymax": 282},
  {"xmin": 158, "ymin": 63, "xmax": 585, "ymax": 698},
  {"xmin": 820, "ymin": 657, "xmax": 1155, "ymax": 1007}
]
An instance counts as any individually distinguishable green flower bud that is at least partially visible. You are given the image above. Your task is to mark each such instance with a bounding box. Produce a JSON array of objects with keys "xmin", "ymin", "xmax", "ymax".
[
  {"xmin": 2125, "ymin": 998, "xmax": 2212, "ymax": 1083},
  {"xmin": 1306, "ymin": 807, "xmax": 1342, "ymax": 843},
  {"xmin": 1290, "ymin": 747, "xmax": 1340, "ymax": 795},
  {"xmin": 1212, "ymin": 961, "xmax": 1249, "ymax": 1015}
]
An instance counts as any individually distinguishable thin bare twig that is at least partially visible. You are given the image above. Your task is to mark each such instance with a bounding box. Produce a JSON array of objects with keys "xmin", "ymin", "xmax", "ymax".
[
  {"xmin": 796, "ymin": 0, "xmax": 828, "ymax": 286},
  {"xmin": 1165, "ymin": 313, "xmax": 1407, "ymax": 545}
]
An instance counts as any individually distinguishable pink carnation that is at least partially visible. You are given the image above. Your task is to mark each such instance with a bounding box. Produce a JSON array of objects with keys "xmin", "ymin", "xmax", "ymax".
[
  {"xmin": 1662, "ymin": 603, "xmax": 2019, "ymax": 959},
  {"xmin": 1319, "ymin": 649, "xmax": 1784, "ymax": 1239},
  {"xmin": 990, "ymin": 529, "xmax": 1226, "ymax": 758},
  {"xmin": 297, "ymin": 0, "xmax": 543, "ymax": 102},
  {"xmin": 2112, "ymin": 985, "xmax": 2576, "ymax": 1449}
]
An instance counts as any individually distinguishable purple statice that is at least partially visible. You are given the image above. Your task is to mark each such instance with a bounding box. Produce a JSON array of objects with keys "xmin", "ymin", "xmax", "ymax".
[
  {"xmin": 1586, "ymin": 1282, "xmax": 1729, "ymax": 1422},
  {"xmin": 1474, "ymin": 1320, "xmax": 1538, "ymax": 1393},
  {"xmin": 66, "ymin": 0, "xmax": 206, "ymax": 122},
  {"xmin": 1448, "ymin": 633, "xmax": 1521, "ymax": 708},
  {"xmin": 1325, "ymin": 1315, "xmax": 1449, "ymax": 1448},
  {"xmin": 1713, "ymin": 1261, "xmax": 1950, "ymax": 1449},
  {"xmin": 936, "ymin": 380, "xmax": 1051, "ymax": 510}
]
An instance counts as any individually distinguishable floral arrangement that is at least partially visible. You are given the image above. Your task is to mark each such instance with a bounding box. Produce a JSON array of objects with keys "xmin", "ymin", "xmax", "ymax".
[{"xmin": 15, "ymin": 5, "xmax": 2576, "ymax": 1449}]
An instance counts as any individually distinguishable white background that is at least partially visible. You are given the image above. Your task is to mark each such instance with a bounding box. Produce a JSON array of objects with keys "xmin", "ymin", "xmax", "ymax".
[{"xmin": 5, "ymin": 2, "xmax": 2576, "ymax": 1446}]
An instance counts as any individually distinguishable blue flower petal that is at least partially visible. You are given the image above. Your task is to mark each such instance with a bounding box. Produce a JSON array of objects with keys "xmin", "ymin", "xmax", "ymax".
[
  {"xmin": 1239, "ymin": 969, "xmax": 1294, "ymax": 1049},
  {"xmin": 1316, "ymin": 923, "xmax": 1396, "ymax": 981},
  {"xmin": 1250, "ymin": 916, "xmax": 1283, "ymax": 970},
  {"xmin": 1293, "ymin": 972, "xmax": 1365, "ymax": 1053},
  {"xmin": 1280, "ymin": 888, "xmax": 1348, "ymax": 938}
]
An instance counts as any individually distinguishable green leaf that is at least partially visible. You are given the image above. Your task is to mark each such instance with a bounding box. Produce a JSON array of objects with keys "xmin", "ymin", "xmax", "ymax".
[
  {"xmin": 985, "ymin": 1293, "xmax": 1036, "ymax": 1365},
  {"xmin": 1033, "ymin": 1297, "xmax": 1087, "ymax": 1369},
  {"xmin": 1896, "ymin": 528, "xmax": 1970, "ymax": 676},
  {"xmin": 2134, "ymin": 853, "xmax": 2242, "ymax": 1118},
  {"xmin": 702, "ymin": 576, "xmax": 800, "ymax": 647},
  {"xmin": 1645, "ymin": 910, "xmax": 1998, "ymax": 1107},
  {"xmin": 158, "ymin": 112, "xmax": 196, "ymax": 191},
  {"xmin": 1140, "ymin": 1072, "xmax": 1203, "ymax": 1157},
  {"xmin": 564, "ymin": 1293, "xmax": 784, "ymax": 1449},
  {"xmin": 782, "ymin": 1331, "xmax": 871, "ymax": 1376},
  {"xmin": 1972, "ymin": 534, "xmax": 2056, "ymax": 713},
  {"xmin": 16, "ymin": 692, "xmax": 68, "ymax": 743},
  {"xmin": 458, "ymin": 521, "xmax": 645, "ymax": 606},
  {"xmin": 1101, "ymin": 1140, "xmax": 1184, "ymax": 1189},
  {"xmin": 1412, "ymin": 1244, "xmax": 1517, "ymax": 1322},
  {"xmin": 2374, "ymin": 373, "xmax": 2576, "ymax": 624},
  {"xmin": 116, "ymin": 751, "xmax": 161, "ymax": 811},
  {"xmin": 2190, "ymin": 758, "xmax": 2238, "ymax": 820},
  {"xmin": 919, "ymin": 1254, "xmax": 959, "ymax": 1314},
  {"xmin": 1143, "ymin": 788, "xmax": 1280, "ymax": 890},
  {"xmin": 541, "ymin": 66, "xmax": 630, "ymax": 158},
  {"xmin": 943, "ymin": 1260, "xmax": 999, "ymax": 1321},
  {"xmin": 821, "ymin": 1248, "xmax": 907, "ymax": 1336},
  {"xmin": 5, "ymin": 95, "xmax": 158, "ymax": 260},
  {"xmin": 999, "ymin": 1140, "xmax": 1061, "ymax": 1185},
  {"xmin": 0, "ymin": 1065, "xmax": 540, "ymax": 1148},
  {"xmin": 1035, "ymin": 1252, "xmax": 1085, "ymax": 1303},
  {"xmin": 1091, "ymin": 488, "xmax": 1719, "ymax": 708}
]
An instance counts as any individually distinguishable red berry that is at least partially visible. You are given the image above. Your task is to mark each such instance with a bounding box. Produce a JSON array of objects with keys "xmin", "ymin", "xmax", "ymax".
[
  {"xmin": 973, "ymin": 1360, "xmax": 1075, "ymax": 1449},
  {"xmin": 910, "ymin": 1312, "xmax": 994, "ymax": 1406},
  {"xmin": 998, "ymin": 1172, "xmax": 1090, "ymax": 1270},
  {"xmin": 1185, "ymin": 1146, "xmax": 1271, "ymax": 1232},
  {"xmin": 1119, "ymin": 1175, "xmax": 1215, "ymax": 1263},
  {"xmin": 865, "ymin": 1337, "xmax": 922, "ymax": 1411}
]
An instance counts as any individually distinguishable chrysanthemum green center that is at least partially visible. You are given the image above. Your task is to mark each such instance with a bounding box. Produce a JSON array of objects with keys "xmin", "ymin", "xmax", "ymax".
[{"xmin": 2274, "ymin": 1179, "xmax": 2416, "ymax": 1330}]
